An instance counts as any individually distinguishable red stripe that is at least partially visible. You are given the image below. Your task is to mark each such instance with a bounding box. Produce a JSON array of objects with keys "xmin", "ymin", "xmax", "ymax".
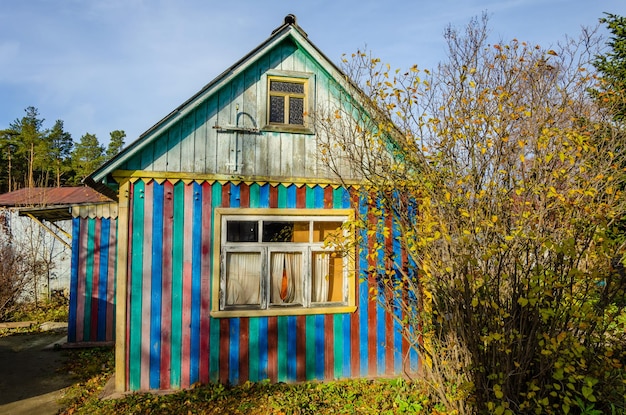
[
  {"xmin": 239, "ymin": 318, "xmax": 249, "ymax": 382},
  {"xmin": 239, "ymin": 183, "xmax": 250, "ymax": 208},
  {"xmin": 267, "ymin": 316, "xmax": 278, "ymax": 382},
  {"xmin": 222, "ymin": 183, "xmax": 230, "ymax": 208},
  {"xmin": 324, "ymin": 314, "xmax": 334, "ymax": 380},
  {"xmin": 296, "ymin": 186, "xmax": 306, "ymax": 208},
  {"xmin": 296, "ymin": 315, "xmax": 306, "ymax": 381},
  {"xmin": 219, "ymin": 319, "xmax": 230, "ymax": 384},
  {"xmin": 324, "ymin": 186, "xmax": 333, "ymax": 209},
  {"xmin": 269, "ymin": 185, "xmax": 278, "ymax": 208},
  {"xmin": 199, "ymin": 181, "xmax": 212, "ymax": 383},
  {"xmin": 90, "ymin": 219, "xmax": 102, "ymax": 342},
  {"xmin": 160, "ymin": 181, "xmax": 174, "ymax": 389},
  {"xmin": 106, "ymin": 218, "xmax": 116, "ymax": 342},
  {"xmin": 181, "ymin": 183, "xmax": 194, "ymax": 388}
]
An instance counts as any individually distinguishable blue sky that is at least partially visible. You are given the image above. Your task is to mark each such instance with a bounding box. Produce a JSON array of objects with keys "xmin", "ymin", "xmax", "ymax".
[{"xmin": 1, "ymin": 0, "xmax": 625, "ymax": 146}]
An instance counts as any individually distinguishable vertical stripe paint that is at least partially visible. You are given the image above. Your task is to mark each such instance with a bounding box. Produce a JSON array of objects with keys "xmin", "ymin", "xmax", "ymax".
[{"xmin": 150, "ymin": 182, "xmax": 164, "ymax": 389}]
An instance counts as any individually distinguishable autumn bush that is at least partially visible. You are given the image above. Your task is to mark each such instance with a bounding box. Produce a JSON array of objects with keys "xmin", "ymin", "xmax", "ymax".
[{"xmin": 316, "ymin": 14, "xmax": 626, "ymax": 415}]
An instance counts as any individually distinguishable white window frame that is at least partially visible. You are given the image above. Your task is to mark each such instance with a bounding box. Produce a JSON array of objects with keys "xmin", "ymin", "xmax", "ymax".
[{"xmin": 211, "ymin": 208, "xmax": 356, "ymax": 318}]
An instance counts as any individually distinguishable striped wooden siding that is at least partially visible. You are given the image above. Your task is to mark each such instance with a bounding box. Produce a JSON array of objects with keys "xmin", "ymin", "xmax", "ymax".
[
  {"xmin": 68, "ymin": 216, "xmax": 117, "ymax": 343},
  {"xmin": 124, "ymin": 178, "xmax": 418, "ymax": 391}
]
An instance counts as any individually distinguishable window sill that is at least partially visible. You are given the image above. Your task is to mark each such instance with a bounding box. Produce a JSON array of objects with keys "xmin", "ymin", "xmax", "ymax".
[
  {"xmin": 262, "ymin": 124, "xmax": 314, "ymax": 135},
  {"xmin": 210, "ymin": 305, "xmax": 357, "ymax": 318}
]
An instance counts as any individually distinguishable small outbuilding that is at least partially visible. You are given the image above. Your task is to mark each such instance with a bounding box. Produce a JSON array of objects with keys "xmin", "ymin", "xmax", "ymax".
[{"xmin": 86, "ymin": 15, "xmax": 418, "ymax": 393}]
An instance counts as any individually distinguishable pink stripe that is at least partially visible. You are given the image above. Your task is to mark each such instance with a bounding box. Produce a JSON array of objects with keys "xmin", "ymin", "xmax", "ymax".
[
  {"xmin": 90, "ymin": 220, "xmax": 102, "ymax": 342},
  {"xmin": 181, "ymin": 183, "xmax": 194, "ymax": 388},
  {"xmin": 76, "ymin": 219, "xmax": 87, "ymax": 342},
  {"xmin": 160, "ymin": 181, "xmax": 174, "ymax": 389},
  {"xmin": 199, "ymin": 181, "xmax": 212, "ymax": 383},
  {"xmin": 140, "ymin": 182, "xmax": 154, "ymax": 390}
]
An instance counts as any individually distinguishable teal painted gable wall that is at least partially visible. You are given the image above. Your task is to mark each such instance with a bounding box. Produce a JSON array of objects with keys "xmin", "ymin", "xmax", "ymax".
[{"xmin": 119, "ymin": 37, "xmax": 351, "ymax": 181}]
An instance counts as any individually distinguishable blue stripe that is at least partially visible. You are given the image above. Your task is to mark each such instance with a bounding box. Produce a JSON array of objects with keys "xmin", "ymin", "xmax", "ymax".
[
  {"xmin": 258, "ymin": 317, "xmax": 268, "ymax": 380},
  {"xmin": 190, "ymin": 181, "xmax": 203, "ymax": 384},
  {"xmin": 286, "ymin": 184, "xmax": 296, "ymax": 208},
  {"xmin": 286, "ymin": 316, "xmax": 297, "ymax": 381},
  {"xmin": 259, "ymin": 184, "xmax": 270, "ymax": 208},
  {"xmin": 229, "ymin": 318, "xmax": 240, "ymax": 384},
  {"xmin": 392, "ymin": 216, "xmax": 403, "ymax": 373},
  {"xmin": 97, "ymin": 219, "xmax": 110, "ymax": 341},
  {"xmin": 68, "ymin": 217, "xmax": 81, "ymax": 343},
  {"xmin": 149, "ymin": 182, "xmax": 164, "ymax": 389},
  {"xmin": 376, "ymin": 205, "xmax": 386, "ymax": 374},
  {"xmin": 315, "ymin": 315, "xmax": 325, "ymax": 379},
  {"xmin": 358, "ymin": 194, "xmax": 369, "ymax": 376},
  {"xmin": 230, "ymin": 183, "xmax": 240, "ymax": 207},
  {"xmin": 314, "ymin": 185, "xmax": 324, "ymax": 208}
]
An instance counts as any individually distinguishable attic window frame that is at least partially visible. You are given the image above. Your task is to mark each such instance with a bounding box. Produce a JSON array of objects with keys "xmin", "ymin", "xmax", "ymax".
[{"xmin": 262, "ymin": 71, "xmax": 315, "ymax": 135}]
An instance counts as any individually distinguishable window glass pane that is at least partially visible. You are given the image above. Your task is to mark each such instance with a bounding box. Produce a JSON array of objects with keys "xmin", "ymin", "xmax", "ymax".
[
  {"xmin": 263, "ymin": 221, "xmax": 309, "ymax": 242},
  {"xmin": 289, "ymin": 97, "xmax": 304, "ymax": 125},
  {"xmin": 226, "ymin": 252, "xmax": 261, "ymax": 305},
  {"xmin": 312, "ymin": 221, "xmax": 344, "ymax": 243},
  {"xmin": 270, "ymin": 252, "xmax": 304, "ymax": 305},
  {"xmin": 269, "ymin": 96, "xmax": 284, "ymax": 123},
  {"xmin": 311, "ymin": 252, "xmax": 344, "ymax": 303},
  {"xmin": 270, "ymin": 80, "xmax": 305, "ymax": 94},
  {"xmin": 226, "ymin": 221, "xmax": 258, "ymax": 242}
]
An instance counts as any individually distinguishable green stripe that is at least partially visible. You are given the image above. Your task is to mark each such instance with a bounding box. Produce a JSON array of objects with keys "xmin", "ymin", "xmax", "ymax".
[
  {"xmin": 249, "ymin": 183, "xmax": 260, "ymax": 208},
  {"xmin": 249, "ymin": 317, "xmax": 259, "ymax": 381},
  {"xmin": 306, "ymin": 186, "xmax": 315, "ymax": 208},
  {"xmin": 209, "ymin": 182, "xmax": 222, "ymax": 382},
  {"xmin": 170, "ymin": 181, "xmax": 185, "ymax": 388},
  {"xmin": 83, "ymin": 219, "xmax": 95, "ymax": 340},
  {"xmin": 129, "ymin": 181, "xmax": 145, "ymax": 390},
  {"xmin": 333, "ymin": 187, "xmax": 345, "ymax": 209},
  {"xmin": 277, "ymin": 316, "xmax": 288, "ymax": 381},
  {"xmin": 277, "ymin": 184, "xmax": 287, "ymax": 208}
]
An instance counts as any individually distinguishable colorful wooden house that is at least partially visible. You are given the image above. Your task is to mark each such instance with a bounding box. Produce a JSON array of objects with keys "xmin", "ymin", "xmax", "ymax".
[{"xmin": 85, "ymin": 15, "xmax": 418, "ymax": 393}]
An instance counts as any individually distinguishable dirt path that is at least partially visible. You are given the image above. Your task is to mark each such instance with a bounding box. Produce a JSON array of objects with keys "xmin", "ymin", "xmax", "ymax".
[{"xmin": 0, "ymin": 329, "xmax": 73, "ymax": 414}]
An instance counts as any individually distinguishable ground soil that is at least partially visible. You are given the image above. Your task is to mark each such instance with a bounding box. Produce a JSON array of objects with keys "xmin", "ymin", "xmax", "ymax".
[{"xmin": 0, "ymin": 329, "xmax": 73, "ymax": 414}]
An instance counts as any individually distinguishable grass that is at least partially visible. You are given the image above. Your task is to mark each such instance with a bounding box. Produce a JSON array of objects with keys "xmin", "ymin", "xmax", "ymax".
[{"xmin": 57, "ymin": 347, "xmax": 449, "ymax": 415}]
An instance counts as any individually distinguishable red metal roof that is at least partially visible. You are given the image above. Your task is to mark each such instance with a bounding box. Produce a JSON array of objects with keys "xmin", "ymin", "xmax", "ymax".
[{"xmin": 0, "ymin": 186, "xmax": 113, "ymax": 207}]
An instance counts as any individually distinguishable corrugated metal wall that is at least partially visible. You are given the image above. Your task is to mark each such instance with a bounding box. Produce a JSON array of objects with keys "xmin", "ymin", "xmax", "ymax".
[
  {"xmin": 124, "ymin": 178, "xmax": 418, "ymax": 391},
  {"xmin": 68, "ymin": 215, "xmax": 117, "ymax": 343}
]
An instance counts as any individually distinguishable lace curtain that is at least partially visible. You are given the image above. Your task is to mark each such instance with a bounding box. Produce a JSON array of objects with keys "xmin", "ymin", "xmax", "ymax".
[
  {"xmin": 226, "ymin": 252, "xmax": 261, "ymax": 305},
  {"xmin": 311, "ymin": 252, "xmax": 330, "ymax": 302},
  {"xmin": 270, "ymin": 252, "xmax": 304, "ymax": 304}
]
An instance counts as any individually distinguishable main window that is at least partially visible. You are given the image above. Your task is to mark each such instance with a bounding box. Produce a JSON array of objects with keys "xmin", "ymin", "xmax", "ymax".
[
  {"xmin": 213, "ymin": 209, "xmax": 355, "ymax": 317},
  {"xmin": 267, "ymin": 76, "xmax": 307, "ymax": 127}
]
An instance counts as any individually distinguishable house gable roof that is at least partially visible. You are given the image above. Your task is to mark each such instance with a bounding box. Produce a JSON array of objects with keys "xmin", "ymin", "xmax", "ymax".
[{"xmin": 86, "ymin": 15, "xmax": 356, "ymax": 192}]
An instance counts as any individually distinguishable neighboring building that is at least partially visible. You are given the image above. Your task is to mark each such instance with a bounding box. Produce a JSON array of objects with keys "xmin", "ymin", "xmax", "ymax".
[
  {"xmin": 85, "ymin": 15, "xmax": 418, "ymax": 393},
  {"xmin": 0, "ymin": 187, "xmax": 116, "ymax": 344}
]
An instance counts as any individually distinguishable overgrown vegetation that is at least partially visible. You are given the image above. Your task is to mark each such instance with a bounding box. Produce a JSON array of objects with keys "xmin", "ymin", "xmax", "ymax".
[
  {"xmin": 316, "ymin": 13, "xmax": 626, "ymax": 415},
  {"xmin": 58, "ymin": 347, "xmax": 448, "ymax": 415}
]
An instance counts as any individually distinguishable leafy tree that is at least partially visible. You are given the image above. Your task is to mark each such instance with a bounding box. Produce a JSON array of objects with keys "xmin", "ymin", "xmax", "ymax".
[
  {"xmin": 71, "ymin": 133, "xmax": 104, "ymax": 184},
  {"xmin": 106, "ymin": 130, "xmax": 126, "ymax": 160},
  {"xmin": 317, "ymin": 15, "xmax": 626, "ymax": 414},
  {"xmin": 594, "ymin": 13, "xmax": 626, "ymax": 122}
]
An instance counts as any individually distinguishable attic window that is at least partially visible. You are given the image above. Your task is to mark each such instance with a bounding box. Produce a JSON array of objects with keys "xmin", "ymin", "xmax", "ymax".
[{"xmin": 267, "ymin": 76, "xmax": 307, "ymax": 129}]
